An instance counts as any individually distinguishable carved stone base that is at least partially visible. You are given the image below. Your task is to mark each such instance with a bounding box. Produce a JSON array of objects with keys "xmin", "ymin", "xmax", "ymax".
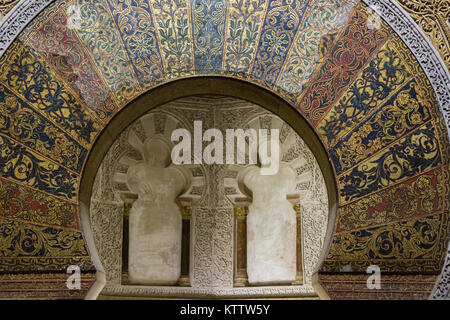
[
  {"xmin": 292, "ymin": 273, "xmax": 304, "ymax": 286},
  {"xmin": 177, "ymin": 276, "xmax": 190, "ymax": 287}
]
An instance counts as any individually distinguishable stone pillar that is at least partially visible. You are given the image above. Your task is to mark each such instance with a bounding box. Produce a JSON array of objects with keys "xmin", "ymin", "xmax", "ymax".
[
  {"xmin": 234, "ymin": 198, "xmax": 250, "ymax": 287},
  {"xmin": 178, "ymin": 197, "xmax": 192, "ymax": 286},
  {"xmin": 288, "ymin": 195, "xmax": 303, "ymax": 285}
]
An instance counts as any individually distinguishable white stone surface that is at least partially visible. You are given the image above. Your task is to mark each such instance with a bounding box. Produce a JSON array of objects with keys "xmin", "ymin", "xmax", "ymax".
[
  {"xmin": 127, "ymin": 139, "xmax": 186, "ymax": 285},
  {"xmin": 244, "ymin": 165, "xmax": 297, "ymax": 285},
  {"xmin": 90, "ymin": 97, "xmax": 330, "ymax": 297}
]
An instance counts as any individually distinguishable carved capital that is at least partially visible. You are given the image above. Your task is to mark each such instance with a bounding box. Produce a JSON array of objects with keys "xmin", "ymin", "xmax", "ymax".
[
  {"xmin": 180, "ymin": 206, "xmax": 192, "ymax": 220},
  {"xmin": 235, "ymin": 206, "xmax": 249, "ymax": 220},
  {"xmin": 178, "ymin": 197, "xmax": 193, "ymax": 220},
  {"xmin": 287, "ymin": 194, "xmax": 301, "ymax": 218}
]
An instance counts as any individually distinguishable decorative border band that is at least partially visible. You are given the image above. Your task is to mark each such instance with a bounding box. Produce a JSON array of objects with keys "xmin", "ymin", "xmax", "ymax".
[
  {"xmin": 360, "ymin": 0, "xmax": 450, "ymax": 301},
  {"xmin": 363, "ymin": 0, "xmax": 450, "ymax": 138},
  {"xmin": 101, "ymin": 284, "xmax": 318, "ymax": 299},
  {"xmin": 0, "ymin": 0, "xmax": 52, "ymax": 52}
]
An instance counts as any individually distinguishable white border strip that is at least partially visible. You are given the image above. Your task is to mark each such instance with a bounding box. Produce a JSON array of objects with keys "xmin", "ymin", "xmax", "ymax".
[
  {"xmin": 0, "ymin": 0, "xmax": 53, "ymax": 52},
  {"xmin": 0, "ymin": 0, "xmax": 449, "ymax": 300},
  {"xmin": 100, "ymin": 284, "xmax": 318, "ymax": 298}
]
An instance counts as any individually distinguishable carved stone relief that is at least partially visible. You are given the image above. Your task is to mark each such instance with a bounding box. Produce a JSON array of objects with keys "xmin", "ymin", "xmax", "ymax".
[{"xmin": 90, "ymin": 95, "xmax": 330, "ymax": 298}]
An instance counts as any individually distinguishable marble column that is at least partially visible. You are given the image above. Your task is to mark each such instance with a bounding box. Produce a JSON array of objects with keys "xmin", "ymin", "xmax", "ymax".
[
  {"xmin": 121, "ymin": 196, "xmax": 136, "ymax": 285},
  {"xmin": 234, "ymin": 198, "xmax": 250, "ymax": 287},
  {"xmin": 177, "ymin": 197, "xmax": 192, "ymax": 286}
]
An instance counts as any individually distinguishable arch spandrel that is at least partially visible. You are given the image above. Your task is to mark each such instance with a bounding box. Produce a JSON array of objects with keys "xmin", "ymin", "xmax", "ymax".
[{"xmin": 0, "ymin": 0, "xmax": 449, "ymax": 299}]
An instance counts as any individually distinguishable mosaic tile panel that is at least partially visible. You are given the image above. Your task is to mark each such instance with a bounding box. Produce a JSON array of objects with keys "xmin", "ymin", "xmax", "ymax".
[
  {"xmin": 0, "ymin": 219, "xmax": 94, "ymax": 272},
  {"xmin": 331, "ymin": 79, "xmax": 432, "ymax": 175},
  {"xmin": 222, "ymin": 0, "xmax": 268, "ymax": 76},
  {"xmin": 296, "ymin": 3, "xmax": 389, "ymax": 125},
  {"xmin": 149, "ymin": 0, "xmax": 195, "ymax": 78},
  {"xmin": 277, "ymin": 0, "xmax": 357, "ymax": 102},
  {"xmin": 106, "ymin": 0, "xmax": 165, "ymax": 89},
  {"xmin": 336, "ymin": 166, "xmax": 447, "ymax": 233},
  {"xmin": 191, "ymin": 0, "xmax": 227, "ymax": 74},
  {"xmin": 0, "ymin": 42, "xmax": 100, "ymax": 146},
  {"xmin": 338, "ymin": 122, "xmax": 442, "ymax": 204},
  {"xmin": 0, "ymin": 84, "xmax": 87, "ymax": 173},
  {"xmin": 72, "ymin": 0, "xmax": 141, "ymax": 105},
  {"xmin": 322, "ymin": 214, "xmax": 448, "ymax": 273},
  {"xmin": 317, "ymin": 41, "xmax": 413, "ymax": 149},
  {"xmin": 251, "ymin": 0, "xmax": 311, "ymax": 86},
  {"xmin": 26, "ymin": 9, "xmax": 117, "ymax": 120},
  {"xmin": 0, "ymin": 134, "xmax": 79, "ymax": 201},
  {"xmin": 0, "ymin": 177, "xmax": 80, "ymax": 230},
  {"xmin": 0, "ymin": 0, "xmax": 20, "ymax": 16}
]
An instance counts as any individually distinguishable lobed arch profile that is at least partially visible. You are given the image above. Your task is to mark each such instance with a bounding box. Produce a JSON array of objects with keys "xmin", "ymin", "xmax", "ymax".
[{"xmin": 78, "ymin": 77, "xmax": 339, "ymax": 299}]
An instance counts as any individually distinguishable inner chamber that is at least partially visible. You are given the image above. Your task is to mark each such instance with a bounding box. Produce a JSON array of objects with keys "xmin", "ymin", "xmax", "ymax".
[{"xmin": 89, "ymin": 95, "xmax": 329, "ymax": 299}]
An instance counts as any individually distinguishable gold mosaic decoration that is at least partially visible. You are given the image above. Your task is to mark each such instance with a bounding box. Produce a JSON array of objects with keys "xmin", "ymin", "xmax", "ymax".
[
  {"xmin": 0, "ymin": 0, "xmax": 19, "ymax": 17},
  {"xmin": 396, "ymin": 0, "xmax": 450, "ymax": 70}
]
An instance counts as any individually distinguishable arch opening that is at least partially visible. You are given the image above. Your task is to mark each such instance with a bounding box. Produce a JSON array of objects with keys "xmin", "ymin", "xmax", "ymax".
[{"xmin": 79, "ymin": 77, "xmax": 338, "ymax": 299}]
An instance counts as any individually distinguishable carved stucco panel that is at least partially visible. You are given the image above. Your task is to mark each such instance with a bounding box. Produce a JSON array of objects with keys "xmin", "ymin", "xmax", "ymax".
[
  {"xmin": 191, "ymin": 207, "xmax": 234, "ymax": 288},
  {"xmin": 90, "ymin": 199, "xmax": 123, "ymax": 285},
  {"xmin": 301, "ymin": 201, "xmax": 328, "ymax": 282},
  {"xmin": 89, "ymin": 97, "xmax": 329, "ymax": 297}
]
